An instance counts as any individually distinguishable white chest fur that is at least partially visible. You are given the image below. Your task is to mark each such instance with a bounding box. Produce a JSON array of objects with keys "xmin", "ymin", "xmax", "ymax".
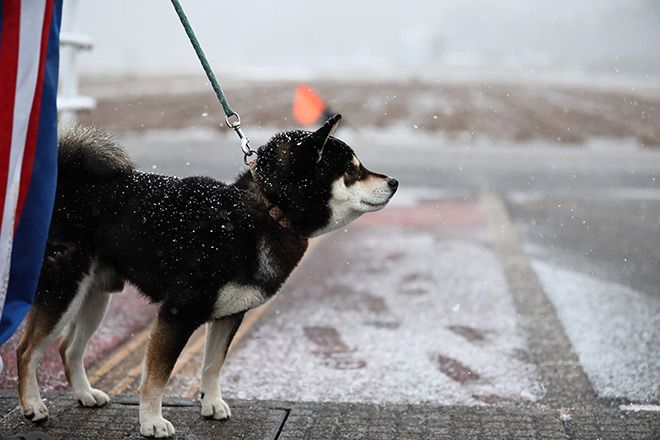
[{"xmin": 212, "ymin": 282, "xmax": 267, "ymax": 318}]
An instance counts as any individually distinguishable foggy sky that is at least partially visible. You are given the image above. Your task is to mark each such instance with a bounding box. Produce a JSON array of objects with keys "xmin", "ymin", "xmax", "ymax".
[{"xmin": 69, "ymin": 0, "xmax": 660, "ymax": 77}]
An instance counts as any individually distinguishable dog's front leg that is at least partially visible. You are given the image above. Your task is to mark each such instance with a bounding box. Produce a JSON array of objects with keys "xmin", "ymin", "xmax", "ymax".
[
  {"xmin": 200, "ymin": 313, "xmax": 244, "ymax": 420},
  {"xmin": 139, "ymin": 308, "xmax": 198, "ymax": 438}
]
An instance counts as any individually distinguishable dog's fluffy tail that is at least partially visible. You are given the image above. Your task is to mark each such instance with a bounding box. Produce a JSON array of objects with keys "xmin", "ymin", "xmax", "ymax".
[{"xmin": 58, "ymin": 124, "xmax": 134, "ymax": 180}]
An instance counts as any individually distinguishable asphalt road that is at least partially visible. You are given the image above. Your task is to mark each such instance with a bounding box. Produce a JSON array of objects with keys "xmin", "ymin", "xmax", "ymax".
[{"xmin": 116, "ymin": 129, "xmax": 660, "ymax": 407}]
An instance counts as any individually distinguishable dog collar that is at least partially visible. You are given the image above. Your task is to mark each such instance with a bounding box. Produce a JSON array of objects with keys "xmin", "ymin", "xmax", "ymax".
[{"xmin": 247, "ymin": 160, "xmax": 297, "ymax": 233}]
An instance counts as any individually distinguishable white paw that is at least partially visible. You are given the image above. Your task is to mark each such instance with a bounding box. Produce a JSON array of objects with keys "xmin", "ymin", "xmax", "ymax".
[
  {"xmin": 22, "ymin": 397, "xmax": 49, "ymax": 422},
  {"xmin": 75, "ymin": 388, "xmax": 111, "ymax": 407},
  {"xmin": 201, "ymin": 394, "xmax": 231, "ymax": 420},
  {"xmin": 140, "ymin": 416, "xmax": 175, "ymax": 438}
]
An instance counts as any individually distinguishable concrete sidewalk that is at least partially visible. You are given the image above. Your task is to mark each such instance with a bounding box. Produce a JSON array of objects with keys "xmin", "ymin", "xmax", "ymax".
[{"xmin": 1, "ymin": 394, "xmax": 658, "ymax": 440}]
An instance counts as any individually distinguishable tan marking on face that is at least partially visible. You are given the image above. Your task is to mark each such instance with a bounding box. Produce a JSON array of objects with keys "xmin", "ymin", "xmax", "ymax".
[
  {"xmin": 344, "ymin": 156, "xmax": 367, "ymax": 186},
  {"xmin": 364, "ymin": 172, "xmax": 389, "ymax": 184},
  {"xmin": 352, "ymin": 167, "xmax": 391, "ymax": 194}
]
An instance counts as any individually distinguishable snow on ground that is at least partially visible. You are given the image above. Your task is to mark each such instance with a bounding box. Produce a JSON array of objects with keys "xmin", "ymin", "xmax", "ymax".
[
  {"xmin": 221, "ymin": 223, "xmax": 544, "ymax": 405},
  {"xmin": 532, "ymin": 260, "xmax": 660, "ymax": 403}
]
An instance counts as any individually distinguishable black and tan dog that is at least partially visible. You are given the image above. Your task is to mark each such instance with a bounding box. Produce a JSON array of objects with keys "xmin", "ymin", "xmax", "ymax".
[{"xmin": 16, "ymin": 115, "xmax": 397, "ymax": 437}]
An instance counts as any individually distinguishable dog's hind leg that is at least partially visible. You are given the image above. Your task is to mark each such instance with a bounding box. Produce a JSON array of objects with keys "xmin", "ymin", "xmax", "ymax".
[
  {"xmin": 59, "ymin": 284, "xmax": 113, "ymax": 408},
  {"xmin": 139, "ymin": 306, "xmax": 199, "ymax": 438},
  {"xmin": 17, "ymin": 257, "xmax": 96, "ymax": 422},
  {"xmin": 199, "ymin": 313, "xmax": 244, "ymax": 420},
  {"xmin": 16, "ymin": 306, "xmax": 63, "ymax": 422}
]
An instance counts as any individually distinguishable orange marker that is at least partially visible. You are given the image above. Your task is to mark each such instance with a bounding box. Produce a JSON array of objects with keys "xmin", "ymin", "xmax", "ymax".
[{"xmin": 292, "ymin": 84, "xmax": 333, "ymax": 126}]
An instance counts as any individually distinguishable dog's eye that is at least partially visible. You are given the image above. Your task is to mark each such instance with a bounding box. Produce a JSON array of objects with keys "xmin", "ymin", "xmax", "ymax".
[{"xmin": 345, "ymin": 164, "xmax": 360, "ymax": 179}]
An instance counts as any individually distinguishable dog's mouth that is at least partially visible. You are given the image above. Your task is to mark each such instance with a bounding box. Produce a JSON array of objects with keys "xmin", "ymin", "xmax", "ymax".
[
  {"xmin": 359, "ymin": 199, "xmax": 390, "ymax": 211},
  {"xmin": 362, "ymin": 200, "xmax": 387, "ymax": 207}
]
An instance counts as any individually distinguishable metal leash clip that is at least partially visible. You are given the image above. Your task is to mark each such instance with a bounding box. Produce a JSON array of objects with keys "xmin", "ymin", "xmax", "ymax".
[{"xmin": 225, "ymin": 113, "xmax": 256, "ymax": 164}]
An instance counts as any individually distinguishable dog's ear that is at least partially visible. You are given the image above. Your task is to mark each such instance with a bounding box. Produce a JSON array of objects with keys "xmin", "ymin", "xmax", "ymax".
[{"xmin": 306, "ymin": 114, "xmax": 341, "ymax": 163}]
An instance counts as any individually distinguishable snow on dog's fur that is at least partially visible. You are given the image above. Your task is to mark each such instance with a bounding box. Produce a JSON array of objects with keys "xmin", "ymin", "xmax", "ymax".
[{"xmin": 16, "ymin": 115, "xmax": 398, "ymax": 437}]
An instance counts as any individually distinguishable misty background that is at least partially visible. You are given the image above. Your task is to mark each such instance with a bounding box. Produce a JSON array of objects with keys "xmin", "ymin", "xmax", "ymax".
[{"xmin": 69, "ymin": 0, "xmax": 660, "ymax": 81}]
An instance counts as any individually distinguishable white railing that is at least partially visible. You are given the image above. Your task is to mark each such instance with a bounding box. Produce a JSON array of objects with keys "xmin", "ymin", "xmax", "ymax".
[{"xmin": 57, "ymin": 0, "xmax": 95, "ymax": 123}]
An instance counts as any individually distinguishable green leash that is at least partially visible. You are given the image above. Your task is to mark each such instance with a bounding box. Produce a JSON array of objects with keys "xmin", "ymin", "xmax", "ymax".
[{"xmin": 170, "ymin": 0, "xmax": 256, "ymax": 162}]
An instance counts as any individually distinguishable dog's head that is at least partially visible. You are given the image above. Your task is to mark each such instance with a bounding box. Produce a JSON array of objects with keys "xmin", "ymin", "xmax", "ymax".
[{"xmin": 253, "ymin": 114, "xmax": 398, "ymax": 236}]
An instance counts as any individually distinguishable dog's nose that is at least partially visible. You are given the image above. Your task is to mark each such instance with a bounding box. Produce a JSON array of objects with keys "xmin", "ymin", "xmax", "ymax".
[{"xmin": 387, "ymin": 178, "xmax": 399, "ymax": 191}]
